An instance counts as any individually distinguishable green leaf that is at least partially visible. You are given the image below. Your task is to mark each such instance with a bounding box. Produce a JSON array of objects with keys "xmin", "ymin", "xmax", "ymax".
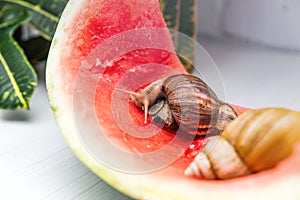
[
  {"xmin": 2, "ymin": 0, "xmax": 68, "ymax": 40},
  {"xmin": 0, "ymin": 3, "xmax": 37, "ymax": 110},
  {"xmin": 160, "ymin": 0, "xmax": 197, "ymax": 72}
]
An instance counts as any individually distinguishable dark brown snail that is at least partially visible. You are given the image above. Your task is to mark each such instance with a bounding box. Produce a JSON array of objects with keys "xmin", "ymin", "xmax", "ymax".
[{"xmin": 116, "ymin": 74, "xmax": 237, "ymax": 136}]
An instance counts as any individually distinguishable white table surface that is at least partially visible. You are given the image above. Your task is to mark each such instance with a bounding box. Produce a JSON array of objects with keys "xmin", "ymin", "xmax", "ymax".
[{"xmin": 1, "ymin": 35, "xmax": 300, "ymax": 200}]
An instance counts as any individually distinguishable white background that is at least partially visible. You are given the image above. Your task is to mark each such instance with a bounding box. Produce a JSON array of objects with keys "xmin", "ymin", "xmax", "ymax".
[
  {"xmin": 1, "ymin": 1, "xmax": 300, "ymax": 199},
  {"xmin": 198, "ymin": 0, "xmax": 300, "ymax": 51}
]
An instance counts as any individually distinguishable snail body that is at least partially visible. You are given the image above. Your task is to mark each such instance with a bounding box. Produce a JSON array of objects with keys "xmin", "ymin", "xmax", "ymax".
[
  {"xmin": 184, "ymin": 108, "xmax": 300, "ymax": 179},
  {"xmin": 117, "ymin": 74, "xmax": 237, "ymax": 136}
]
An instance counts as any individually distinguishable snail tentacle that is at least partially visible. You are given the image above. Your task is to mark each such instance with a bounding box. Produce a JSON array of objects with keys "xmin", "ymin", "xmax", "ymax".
[{"xmin": 116, "ymin": 79, "xmax": 164, "ymax": 123}]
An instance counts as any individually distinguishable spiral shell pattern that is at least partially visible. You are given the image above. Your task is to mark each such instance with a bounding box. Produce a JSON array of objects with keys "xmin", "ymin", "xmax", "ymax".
[
  {"xmin": 162, "ymin": 74, "xmax": 237, "ymax": 136},
  {"xmin": 184, "ymin": 108, "xmax": 300, "ymax": 179}
]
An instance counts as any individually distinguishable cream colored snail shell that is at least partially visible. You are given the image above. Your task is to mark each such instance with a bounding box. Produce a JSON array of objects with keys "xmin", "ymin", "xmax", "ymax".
[
  {"xmin": 184, "ymin": 108, "xmax": 300, "ymax": 179},
  {"xmin": 116, "ymin": 74, "xmax": 237, "ymax": 136}
]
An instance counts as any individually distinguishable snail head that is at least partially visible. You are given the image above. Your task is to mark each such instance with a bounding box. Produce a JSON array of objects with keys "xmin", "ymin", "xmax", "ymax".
[{"xmin": 115, "ymin": 88, "xmax": 150, "ymax": 124}]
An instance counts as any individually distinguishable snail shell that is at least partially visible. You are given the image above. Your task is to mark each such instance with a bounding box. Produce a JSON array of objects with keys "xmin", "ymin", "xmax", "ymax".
[
  {"xmin": 160, "ymin": 74, "xmax": 237, "ymax": 135},
  {"xmin": 148, "ymin": 99, "xmax": 178, "ymax": 130},
  {"xmin": 118, "ymin": 74, "xmax": 237, "ymax": 136},
  {"xmin": 184, "ymin": 108, "xmax": 300, "ymax": 179}
]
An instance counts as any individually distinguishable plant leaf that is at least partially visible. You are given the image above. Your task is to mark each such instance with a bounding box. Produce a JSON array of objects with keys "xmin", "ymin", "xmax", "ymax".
[
  {"xmin": 160, "ymin": 0, "xmax": 197, "ymax": 72},
  {"xmin": 0, "ymin": 3, "xmax": 37, "ymax": 110},
  {"xmin": 2, "ymin": 0, "xmax": 68, "ymax": 40}
]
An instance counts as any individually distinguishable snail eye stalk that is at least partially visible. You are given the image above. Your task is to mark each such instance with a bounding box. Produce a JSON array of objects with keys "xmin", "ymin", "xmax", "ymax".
[{"xmin": 115, "ymin": 88, "xmax": 149, "ymax": 123}]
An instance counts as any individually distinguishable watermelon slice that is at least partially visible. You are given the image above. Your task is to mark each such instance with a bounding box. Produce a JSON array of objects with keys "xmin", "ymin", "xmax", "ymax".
[{"xmin": 46, "ymin": 0, "xmax": 300, "ymax": 199}]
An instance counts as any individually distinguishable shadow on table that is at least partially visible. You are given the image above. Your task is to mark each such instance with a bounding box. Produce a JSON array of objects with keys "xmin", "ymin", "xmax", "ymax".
[{"xmin": 0, "ymin": 109, "xmax": 33, "ymax": 122}]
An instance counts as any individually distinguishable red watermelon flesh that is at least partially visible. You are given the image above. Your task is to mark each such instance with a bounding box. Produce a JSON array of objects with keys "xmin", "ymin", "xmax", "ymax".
[
  {"xmin": 60, "ymin": 0, "xmax": 246, "ymax": 162},
  {"xmin": 60, "ymin": 0, "xmax": 200, "ymax": 167},
  {"xmin": 47, "ymin": 0, "xmax": 300, "ymax": 199}
]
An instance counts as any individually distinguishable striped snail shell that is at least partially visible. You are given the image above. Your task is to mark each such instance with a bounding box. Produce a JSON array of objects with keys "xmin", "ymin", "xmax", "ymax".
[
  {"xmin": 148, "ymin": 98, "xmax": 178, "ymax": 130},
  {"xmin": 184, "ymin": 108, "xmax": 300, "ymax": 179},
  {"xmin": 116, "ymin": 74, "xmax": 237, "ymax": 136}
]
